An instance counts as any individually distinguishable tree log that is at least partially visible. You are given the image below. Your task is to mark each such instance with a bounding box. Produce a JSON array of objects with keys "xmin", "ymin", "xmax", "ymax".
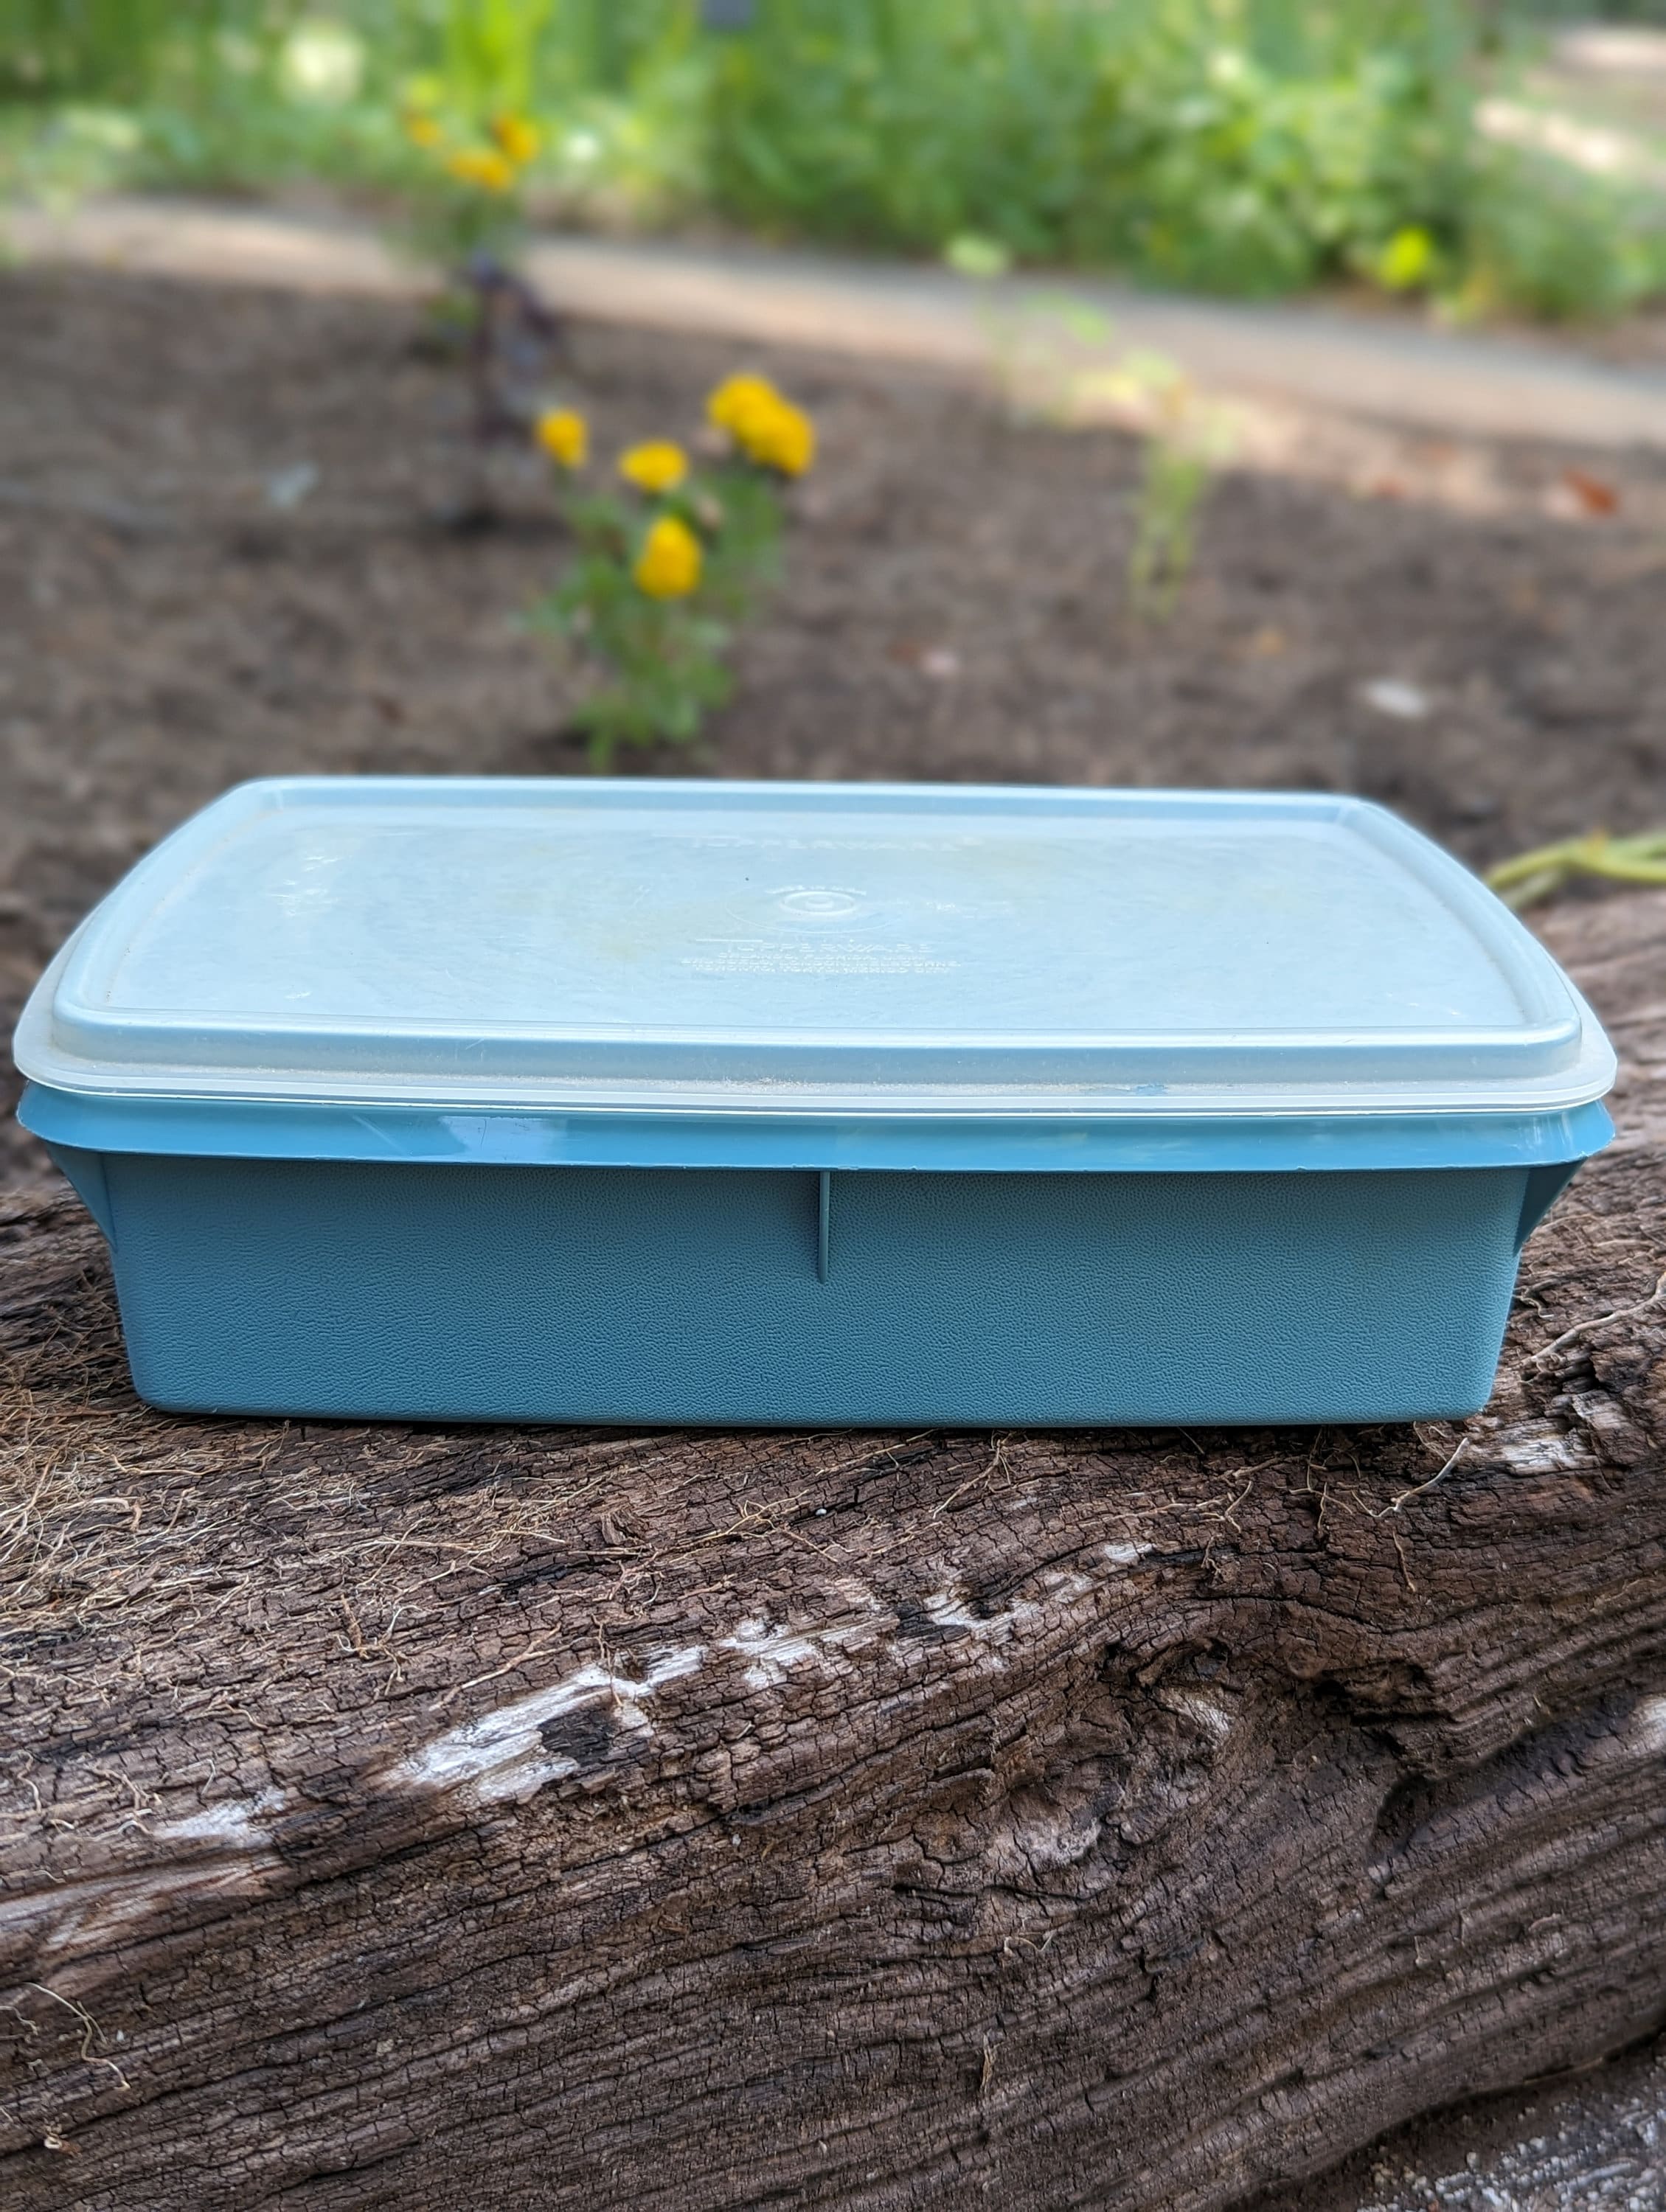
[{"xmin": 3, "ymin": 892, "xmax": 1666, "ymax": 2212}]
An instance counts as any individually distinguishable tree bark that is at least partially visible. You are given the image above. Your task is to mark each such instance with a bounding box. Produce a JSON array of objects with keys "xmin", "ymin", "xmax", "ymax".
[{"xmin": 3, "ymin": 893, "xmax": 1665, "ymax": 2212}]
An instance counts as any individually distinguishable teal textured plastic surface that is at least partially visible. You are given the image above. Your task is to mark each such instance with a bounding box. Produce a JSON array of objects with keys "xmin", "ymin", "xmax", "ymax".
[{"xmin": 50, "ymin": 1148, "xmax": 1549, "ymax": 1425}]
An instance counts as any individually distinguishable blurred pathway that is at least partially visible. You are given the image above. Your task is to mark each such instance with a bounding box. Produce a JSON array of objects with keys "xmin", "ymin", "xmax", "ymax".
[{"xmin": 11, "ymin": 195, "xmax": 1666, "ymax": 453}]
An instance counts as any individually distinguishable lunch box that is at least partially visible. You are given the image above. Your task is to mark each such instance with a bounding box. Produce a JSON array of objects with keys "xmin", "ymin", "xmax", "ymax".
[{"xmin": 13, "ymin": 778, "xmax": 1614, "ymax": 1425}]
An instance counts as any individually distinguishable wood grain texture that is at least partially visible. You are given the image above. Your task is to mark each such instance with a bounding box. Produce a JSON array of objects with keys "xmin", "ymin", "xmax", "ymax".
[{"xmin": 3, "ymin": 894, "xmax": 1665, "ymax": 2212}]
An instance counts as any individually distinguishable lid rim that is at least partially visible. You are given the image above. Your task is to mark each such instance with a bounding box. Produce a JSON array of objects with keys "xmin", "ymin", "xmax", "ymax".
[
  {"xmin": 13, "ymin": 1060, "xmax": 1621, "ymax": 1122},
  {"xmin": 18, "ymin": 1079, "xmax": 1617, "ymax": 1175}
]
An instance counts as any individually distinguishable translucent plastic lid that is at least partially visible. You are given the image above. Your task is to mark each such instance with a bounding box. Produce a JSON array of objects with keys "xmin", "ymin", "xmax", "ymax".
[{"xmin": 14, "ymin": 778, "xmax": 1615, "ymax": 1121}]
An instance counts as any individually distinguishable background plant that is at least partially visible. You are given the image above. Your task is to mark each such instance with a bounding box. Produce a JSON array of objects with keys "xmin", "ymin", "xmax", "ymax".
[
  {"xmin": 538, "ymin": 502, "xmax": 734, "ymax": 765},
  {"xmin": 391, "ymin": 82, "xmax": 572, "ymax": 526},
  {"xmin": 530, "ymin": 375, "xmax": 810, "ymax": 765}
]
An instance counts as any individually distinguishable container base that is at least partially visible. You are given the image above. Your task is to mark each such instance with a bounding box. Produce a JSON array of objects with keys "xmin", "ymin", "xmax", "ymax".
[{"xmin": 47, "ymin": 1150, "xmax": 1549, "ymax": 1427}]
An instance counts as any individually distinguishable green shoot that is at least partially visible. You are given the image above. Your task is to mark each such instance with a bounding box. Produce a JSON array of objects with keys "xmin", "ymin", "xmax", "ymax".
[{"xmin": 1487, "ymin": 832, "xmax": 1666, "ymax": 912}]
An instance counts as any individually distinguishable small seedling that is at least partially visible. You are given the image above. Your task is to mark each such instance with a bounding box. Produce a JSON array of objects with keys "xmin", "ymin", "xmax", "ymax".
[
  {"xmin": 1112, "ymin": 354, "xmax": 1235, "ymax": 619},
  {"xmin": 954, "ymin": 258, "xmax": 1122, "ymax": 426},
  {"xmin": 1129, "ymin": 439, "xmax": 1212, "ymax": 620},
  {"xmin": 530, "ymin": 374, "xmax": 816, "ymax": 768},
  {"xmin": 966, "ymin": 297, "xmax": 1231, "ymax": 619},
  {"xmin": 1487, "ymin": 831, "xmax": 1666, "ymax": 912}
]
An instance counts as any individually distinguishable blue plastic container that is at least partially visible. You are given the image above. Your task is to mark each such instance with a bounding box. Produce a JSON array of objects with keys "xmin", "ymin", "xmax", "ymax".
[{"xmin": 13, "ymin": 779, "xmax": 1614, "ymax": 1426}]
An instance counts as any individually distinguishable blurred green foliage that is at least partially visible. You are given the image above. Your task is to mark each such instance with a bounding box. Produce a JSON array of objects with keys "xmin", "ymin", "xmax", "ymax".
[
  {"xmin": 1462, "ymin": 148, "xmax": 1666, "ymax": 319},
  {"xmin": 0, "ymin": 1, "xmax": 220, "ymax": 101},
  {"xmin": 709, "ymin": 0, "xmax": 1477, "ymax": 296},
  {"xmin": 1, "ymin": 0, "xmax": 1664, "ymax": 317}
]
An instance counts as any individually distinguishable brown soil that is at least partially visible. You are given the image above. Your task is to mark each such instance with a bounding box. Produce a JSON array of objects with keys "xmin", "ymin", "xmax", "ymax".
[{"xmin": 6, "ymin": 266, "xmax": 1666, "ymax": 1182}]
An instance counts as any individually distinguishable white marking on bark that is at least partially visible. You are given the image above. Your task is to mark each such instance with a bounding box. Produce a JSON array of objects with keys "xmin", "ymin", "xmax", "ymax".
[
  {"xmin": 156, "ymin": 1788, "xmax": 289, "ymax": 1848},
  {"xmin": 1, "ymin": 1847, "xmax": 291, "ymax": 1965},
  {"xmin": 916, "ymin": 1593, "xmax": 1044, "ymax": 1646},
  {"xmin": 1489, "ymin": 1425, "xmax": 1596, "ymax": 1475},
  {"xmin": 1159, "ymin": 1688, "xmax": 1235, "ymax": 1743},
  {"xmin": 1, "ymin": 1784, "xmax": 296, "ymax": 1958},
  {"xmin": 723, "ymin": 1612, "xmax": 881, "ymax": 1688},
  {"xmin": 1039, "ymin": 1570, "xmax": 1095, "ymax": 1601},
  {"xmin": 1103, "ymin": 1541, "xmax": 1154, "ymax": 1567},
  {"xmin": 920, "ymin": 1590, "xmax": 988, "ymax": 1631},
  {"xmin": 390, "ymin": 1643, "xmax": 704, "ymax": 1806},
  {"xmin": 1631, "ymin": 1694, "xmax": 1666, "ymax": 1753},
  {"xmin": 0, "ymin": 1860, "xmax": 277, "ymax": 1954}
]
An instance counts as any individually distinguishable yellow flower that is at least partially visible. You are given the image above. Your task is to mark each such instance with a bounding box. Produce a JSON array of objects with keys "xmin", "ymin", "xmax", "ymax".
[
  {"xmin": 490, "ymin": 112, "xmax": 541, "ymax": 167},
  {"xmin": 403, "ymin": 111, "xmax": 443, "ymax": 150},
  {"xmin": 619, "ymin": 440, "xmax": 690, "ymax": 495},
  {"xmin": 743, "ymin": 396, "xmax": 816, "ymax": 477},
  {"xmin": 1376, "ymin": 225, "xmax": 1435, "ymax": 293},
  {"xmin": 707, "ymin": 372, "xmax": 781, "ymax": 440},
  {"xmin": 707, "ymin": 374, "xmax": 816, "ymax": 476},
  {"xmin": 634, "ymin": 514, "xmax": 703, "ymax": 599},
  {"xmin": 535, "ymin": 407, "xmax": 588, "ymax": 469},
  {"xmin": 445, "ymin": 145, "xmax": 516, "ymax": 194}
]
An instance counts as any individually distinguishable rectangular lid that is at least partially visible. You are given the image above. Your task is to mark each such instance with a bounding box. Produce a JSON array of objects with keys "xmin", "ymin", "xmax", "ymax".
[{"xmin": 14, "ymin": 778, "xmax": 1615, "ymax": 1121}]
